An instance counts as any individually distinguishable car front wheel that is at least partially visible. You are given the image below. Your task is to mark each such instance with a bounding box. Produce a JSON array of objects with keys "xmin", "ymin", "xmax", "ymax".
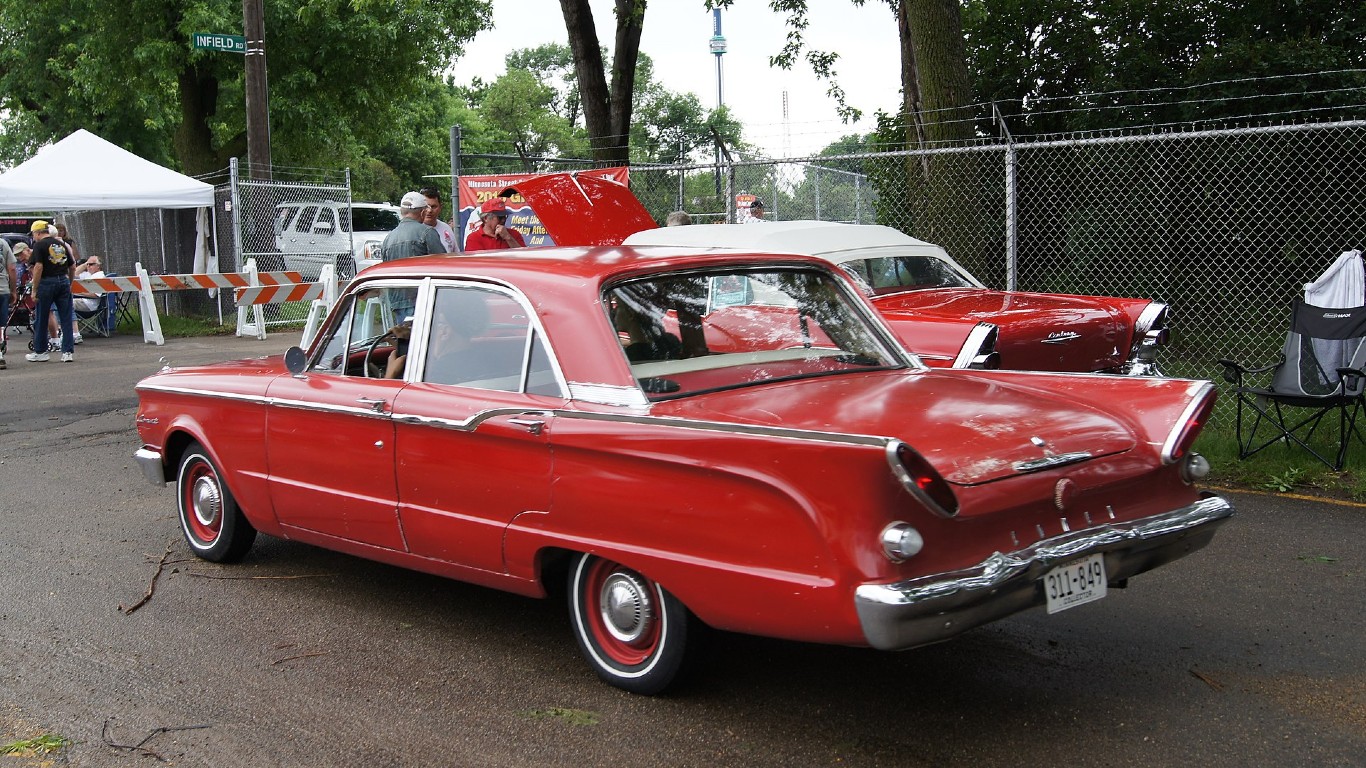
[
  {"xmin": 177, "ymin": 442, "xmax": 257, "ymax": 563},
  {"xmin": 567, "ymin": 554, "xmax": 692, "ymax": 695}
]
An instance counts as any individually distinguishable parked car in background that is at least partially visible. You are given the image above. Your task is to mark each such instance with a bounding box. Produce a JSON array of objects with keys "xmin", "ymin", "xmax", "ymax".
[
  {"xmin": 273, "ymin": 201, "xmax": 402, "ymax": 278},
  {"xmin": 134, "ymin": 245, "xmax": 1230, "ymax": 695},
  {"xmin": 511, "ymin": 173, "xmax": 1171, "ymax": 375}
]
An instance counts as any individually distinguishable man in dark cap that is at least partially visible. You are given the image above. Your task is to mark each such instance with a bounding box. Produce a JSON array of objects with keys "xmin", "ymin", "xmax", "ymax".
[{"xmin": 745, "ymin": 198, "xmax": 767, "ymax": 223}]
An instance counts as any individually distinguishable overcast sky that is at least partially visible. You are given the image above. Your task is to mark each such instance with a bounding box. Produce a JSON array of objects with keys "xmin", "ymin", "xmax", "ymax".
[{"xmin": 452, "ymin": 1, "xmax": 904, "ymax": 158}]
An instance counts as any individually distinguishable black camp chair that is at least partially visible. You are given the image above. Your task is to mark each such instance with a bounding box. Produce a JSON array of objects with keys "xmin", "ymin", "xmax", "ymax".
[{"xmin": 1218, "ymin": 300, "xmax": 1366, "ymax": 470}]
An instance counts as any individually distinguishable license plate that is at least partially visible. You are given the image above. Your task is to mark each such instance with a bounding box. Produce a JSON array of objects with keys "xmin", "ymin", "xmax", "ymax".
[{"xmin": 1043, "ymin": 553, "xmax": 1107, "ymax": 614}]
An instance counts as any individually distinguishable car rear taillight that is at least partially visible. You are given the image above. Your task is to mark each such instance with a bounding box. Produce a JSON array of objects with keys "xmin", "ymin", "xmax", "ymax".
[
  {"xmin": 1162, "ymin": 384, "xmax": 1217, "ymax": 464},
  {"xmin": 887, "ymin": 441, "xmax": 960, "ymax": 518}
]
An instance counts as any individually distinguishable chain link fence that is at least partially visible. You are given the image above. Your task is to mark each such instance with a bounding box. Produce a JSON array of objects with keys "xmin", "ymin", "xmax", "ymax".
[
  {"xmin": 65, "ymin": 120, "xmax": 1366, "ymax": 382},
  {"xmin": 67, "ymin": 162, "xmax": 355, "ymax": 331},
  {"xmin": 630, "ymin": 120, "xmax": 1366, "ymax": 387}
]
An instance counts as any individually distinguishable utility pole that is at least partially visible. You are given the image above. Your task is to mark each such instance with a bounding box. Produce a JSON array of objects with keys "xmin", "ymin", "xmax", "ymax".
[
  {"xmin": 709, "ymin": 9, "xmax": 726, "ymax": 202},
  {"xmin": 243, "ymin": 0, "xmax": 271, "ymax": 180}
]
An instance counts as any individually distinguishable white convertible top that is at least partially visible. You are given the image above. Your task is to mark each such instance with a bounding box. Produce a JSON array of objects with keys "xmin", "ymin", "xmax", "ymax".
[{"xmin": 623, "ymin": 221, "xmax": 953, "ymax": 266}]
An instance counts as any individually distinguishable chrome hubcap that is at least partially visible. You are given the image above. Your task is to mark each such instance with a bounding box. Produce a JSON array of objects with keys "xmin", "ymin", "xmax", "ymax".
[
  {"xmin": 600, "ymin": 571, "xmax": 653, "ymax": 643},
  {"xmin": 192, "ymin": 475, "xmax": 222, "ymax": 528}
]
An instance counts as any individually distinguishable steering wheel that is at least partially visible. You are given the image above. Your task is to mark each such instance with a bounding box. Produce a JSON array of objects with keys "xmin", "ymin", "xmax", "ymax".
[{"xmin": 363, "ymin": 331, "xmax": 394, "ymax": 378}]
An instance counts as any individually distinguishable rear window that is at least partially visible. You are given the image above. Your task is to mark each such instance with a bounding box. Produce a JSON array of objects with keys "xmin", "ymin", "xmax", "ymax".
[{"xmin": 351, "ymin": 207, "xmax": 400, "ymax": 233}]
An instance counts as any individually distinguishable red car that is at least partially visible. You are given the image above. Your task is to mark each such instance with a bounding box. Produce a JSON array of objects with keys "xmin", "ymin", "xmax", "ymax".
[
  {"xmin": 513, "ymin": 173, "xmax": 1169, "ymax": 374},
  {"xmin": 134, "ymin": 247, "xmax": 1230, "ymax": 694}
]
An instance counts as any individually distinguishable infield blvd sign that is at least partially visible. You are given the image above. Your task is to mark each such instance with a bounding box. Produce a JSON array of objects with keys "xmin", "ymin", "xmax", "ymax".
[{"xmin": 192, "ymin": 33, "xmax": 246, "ymax": 54}]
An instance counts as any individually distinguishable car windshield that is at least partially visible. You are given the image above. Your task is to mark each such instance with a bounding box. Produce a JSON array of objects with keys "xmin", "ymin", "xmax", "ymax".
[
  {"xmin": 838, "ymin": 253, "xmax": 976, "ymax": 295},
  {"xmin": 607, "ymin": 267, "xmax": 904, "ymax": 400},
  {"xmin": 351, "ymin": 206, "xmax": 400, "ymax": 233}
]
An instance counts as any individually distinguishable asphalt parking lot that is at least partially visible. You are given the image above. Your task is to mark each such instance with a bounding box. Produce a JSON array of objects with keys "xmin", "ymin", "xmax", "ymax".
[{"xmin": 1, "ymin": 329, "xmax": 1363, "ymax": 766}]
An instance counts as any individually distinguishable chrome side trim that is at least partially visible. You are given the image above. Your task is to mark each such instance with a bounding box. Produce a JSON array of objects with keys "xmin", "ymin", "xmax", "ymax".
[
  {"xmin": 854, "ymin": 494, "xmax": 1234, "ymax": 651},
  {"xmin": 135, "ymin": 447, "xmax": 168, "ymax": 486},
  {"xmin": 138, "ymin": 382, "xmax": 896, "ymax": 448}
]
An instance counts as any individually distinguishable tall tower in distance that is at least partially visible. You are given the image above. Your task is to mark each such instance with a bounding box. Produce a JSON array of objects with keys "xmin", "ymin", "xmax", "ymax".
[{"xmin": 709, "ymin": 9, "xmax": 727, "ymax": 110}]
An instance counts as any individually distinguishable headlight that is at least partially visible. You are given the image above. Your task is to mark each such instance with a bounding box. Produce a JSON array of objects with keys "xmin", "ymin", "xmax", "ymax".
[{"xmin": 880, "ymin": 522, "xmax": 924, "ymax": 562}]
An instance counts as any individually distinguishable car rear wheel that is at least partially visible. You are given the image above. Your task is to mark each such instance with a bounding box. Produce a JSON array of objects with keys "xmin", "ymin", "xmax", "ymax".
[
  {"xmin": 568, "ymin": 553, "xmax": 692, "ymax": 695},
  {"xmin": 177, "ymin": 442, "xmax": 256, "ymax": 563}
]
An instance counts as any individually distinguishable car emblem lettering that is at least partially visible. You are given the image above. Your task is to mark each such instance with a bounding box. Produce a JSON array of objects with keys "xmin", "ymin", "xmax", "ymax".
[{"xmin": 1042, "ymin": 331, "xmax": 1082, "ymax": 344}]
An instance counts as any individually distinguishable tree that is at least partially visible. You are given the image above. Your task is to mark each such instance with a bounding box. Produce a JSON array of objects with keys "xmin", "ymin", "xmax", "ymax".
[
  {"xmin": 0, "ymin": 0, "xmax": 490, "ymax": 176},
  {"xmin": 505, "ymin": 43, "xmax": 583, "ymax": 126},
  {"xmin": 557, "ymin": 0, "xmax": 645, "ymax": 164}
]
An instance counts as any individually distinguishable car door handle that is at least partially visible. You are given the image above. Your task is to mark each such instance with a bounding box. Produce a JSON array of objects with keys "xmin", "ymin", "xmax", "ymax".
[
  {"xmin": 508, "ymin": 417, "xmax": 545, "ymax": 435},
  {"xmin": 356, "ymin": 396, "xmax": 387, "ymax": 413}
]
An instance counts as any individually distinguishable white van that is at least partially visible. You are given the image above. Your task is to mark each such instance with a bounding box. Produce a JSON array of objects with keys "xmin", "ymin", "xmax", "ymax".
[{"xmin": 274, "ymin": 201, "xmax": 401, "ymax": 278}]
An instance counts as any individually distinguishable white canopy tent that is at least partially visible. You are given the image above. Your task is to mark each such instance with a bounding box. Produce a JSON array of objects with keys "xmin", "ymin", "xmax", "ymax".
[
  {"xmin": 0, "ymin": 129, "xmax": 219, "ymax": 344},
  {"xmin": 0, "ymin": 129, "xmax": 213, "ymax": 210}
]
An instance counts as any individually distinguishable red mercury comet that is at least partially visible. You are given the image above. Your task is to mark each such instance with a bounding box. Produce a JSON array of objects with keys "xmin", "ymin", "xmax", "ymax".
[{"xmin": 135, "ymin": 244, "xmax": 1231, "ymax": 694}]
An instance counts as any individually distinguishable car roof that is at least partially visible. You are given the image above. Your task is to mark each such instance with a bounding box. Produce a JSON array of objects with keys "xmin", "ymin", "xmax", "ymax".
[
  {"xmin": 623, "ymin": 221, "xmax": 951, "ymax": 265},
  {"xmin": 358, "ymin": 245, "xmax": 836, "ymax": 289}
]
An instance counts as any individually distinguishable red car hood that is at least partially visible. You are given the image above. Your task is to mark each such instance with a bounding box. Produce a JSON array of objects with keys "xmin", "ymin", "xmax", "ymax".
[
  {"xmin": 874, "ymin": 288, "xmax": 1133, "ymax": 372},
  {"xmin": 511, "ymin": 173, "xmax": 656, "ymax": 246},
  {"xmin": 654, "ymin": 369, "xmax": 1139, "ymax": 485}
]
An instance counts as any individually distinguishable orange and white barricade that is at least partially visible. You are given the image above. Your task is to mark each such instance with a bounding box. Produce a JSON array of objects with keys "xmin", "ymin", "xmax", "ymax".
[
  {"xmin": 73, "ymin": 261, "xmax": 338, "ymax": 345},
  {"xmin": 231, "ymin": 260, "xmax": 343, "ymax": 342},
  {"xmin": 231, "ymin": 260, "xmax": 335, "ymax": 342}
]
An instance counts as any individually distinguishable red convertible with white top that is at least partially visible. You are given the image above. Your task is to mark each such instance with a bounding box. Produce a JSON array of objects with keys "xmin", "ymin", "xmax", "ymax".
[
  {"xmin": 513, "ymin": 173, "xmax": 1171, "ymax": 375},
  {"xmin": 134, "ymin": 232, "xmax": 1230, "ymax": 694}
]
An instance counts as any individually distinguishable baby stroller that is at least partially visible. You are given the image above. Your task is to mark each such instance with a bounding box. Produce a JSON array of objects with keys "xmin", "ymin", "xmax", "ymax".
[{"xmin": 1, "ymin": 258, "xmax": 59, "ymax": 356}]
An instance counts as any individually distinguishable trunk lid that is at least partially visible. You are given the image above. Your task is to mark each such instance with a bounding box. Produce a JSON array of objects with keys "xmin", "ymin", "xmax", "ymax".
[{"xmin": 653, "ymin": 369, "xmax": 1137, "ymax": 485}]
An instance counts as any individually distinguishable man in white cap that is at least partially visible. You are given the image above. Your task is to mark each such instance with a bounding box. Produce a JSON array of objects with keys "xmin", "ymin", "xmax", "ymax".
[{"xmin": 379, "ymin": 191, "xmax": 445, "ymax": 262}]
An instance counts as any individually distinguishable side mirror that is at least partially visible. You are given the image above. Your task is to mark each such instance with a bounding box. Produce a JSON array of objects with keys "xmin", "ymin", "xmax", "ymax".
[{"xmin": 285, "ymin": 346, "xmax": 308, "ymax": 376}]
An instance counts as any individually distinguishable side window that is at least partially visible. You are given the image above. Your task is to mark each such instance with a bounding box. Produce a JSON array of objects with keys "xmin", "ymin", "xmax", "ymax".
[
  {"xmin": 274, "ymin": 206, "xmax": 295, "ymax": 235},
  {"xmin": 421, "ymin": 286, "xmax": 531, "ymax": 391},
  {"xmin": 313, "ymin": 207, "xmax": 337, "ymax": 233},
  {"xmin": 293, "ymin": 206, "xmax": 320, "ymax": 233},
  {"xmin": 309, "ymin": 285, "xmax": 420, "ymax": 377}
]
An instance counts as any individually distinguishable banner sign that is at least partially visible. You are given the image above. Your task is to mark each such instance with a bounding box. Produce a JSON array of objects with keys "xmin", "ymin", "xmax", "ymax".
[{"xmin": 456, "ymin": 167, "xmax": 630, "ymax": 248}]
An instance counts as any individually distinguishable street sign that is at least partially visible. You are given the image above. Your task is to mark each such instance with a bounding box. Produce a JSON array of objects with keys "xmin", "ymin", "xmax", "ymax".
[{"xmin": 192, "ymin": 33, "xmax": 246, "ymax": 54}]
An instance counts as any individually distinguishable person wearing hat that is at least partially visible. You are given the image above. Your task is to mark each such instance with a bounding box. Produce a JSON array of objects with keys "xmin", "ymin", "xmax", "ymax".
[
  {"xmin": 464, "ymin": 197, "xmax": 526, "ymax": 252},
  {"xmin": 419, "ymin": 187, "xmax": 459, "ymax": 253},
  {"xmin": 379, "ymin": 191, "xmax": 446, "ymax": 262},
  {"xmin": 0, "ymin": 237, "xmax": 17, "ymax": 369},
  {"xmin": 25, "ymin": 220, "xmax": 77, "ymax": 362},
  {"xmin": 744, "ymin": 198, "xmax": 767, "ymax": 223}
]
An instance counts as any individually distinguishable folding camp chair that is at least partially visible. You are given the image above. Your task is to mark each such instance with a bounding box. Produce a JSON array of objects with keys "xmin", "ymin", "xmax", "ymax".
[
  {"xmin": 1218, "ymin": 300, "xmax": 1366, "ymax": 470},
  {"xmin": 74, "ymin": 293, "xmax": 114, "ymax": 338}
]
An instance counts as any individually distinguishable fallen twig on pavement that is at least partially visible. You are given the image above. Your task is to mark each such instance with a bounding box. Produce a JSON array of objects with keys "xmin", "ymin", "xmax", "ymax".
[
  {"xmin": 120, "ymin": 546, "xmax": 172, "ymax": 615},
  {"xmin": 101, "ymin": 719, "xmax": 211, "ymax": 762}
]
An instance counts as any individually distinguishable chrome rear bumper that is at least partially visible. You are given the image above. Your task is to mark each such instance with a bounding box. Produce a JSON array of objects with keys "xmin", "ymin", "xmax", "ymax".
[{"xmin": 854, "ymin": 494, "xmax": 1234, "ymax": 650}]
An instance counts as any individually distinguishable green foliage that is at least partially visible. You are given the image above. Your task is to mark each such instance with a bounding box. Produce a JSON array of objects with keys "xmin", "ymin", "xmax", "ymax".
[
  {"xmin": 0, "ymin": 0, "xmax": 491, "ymax": 177},
  {"xmin": 962, "ymin": 0, "xmax": 1366, "ymax": 133}
]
